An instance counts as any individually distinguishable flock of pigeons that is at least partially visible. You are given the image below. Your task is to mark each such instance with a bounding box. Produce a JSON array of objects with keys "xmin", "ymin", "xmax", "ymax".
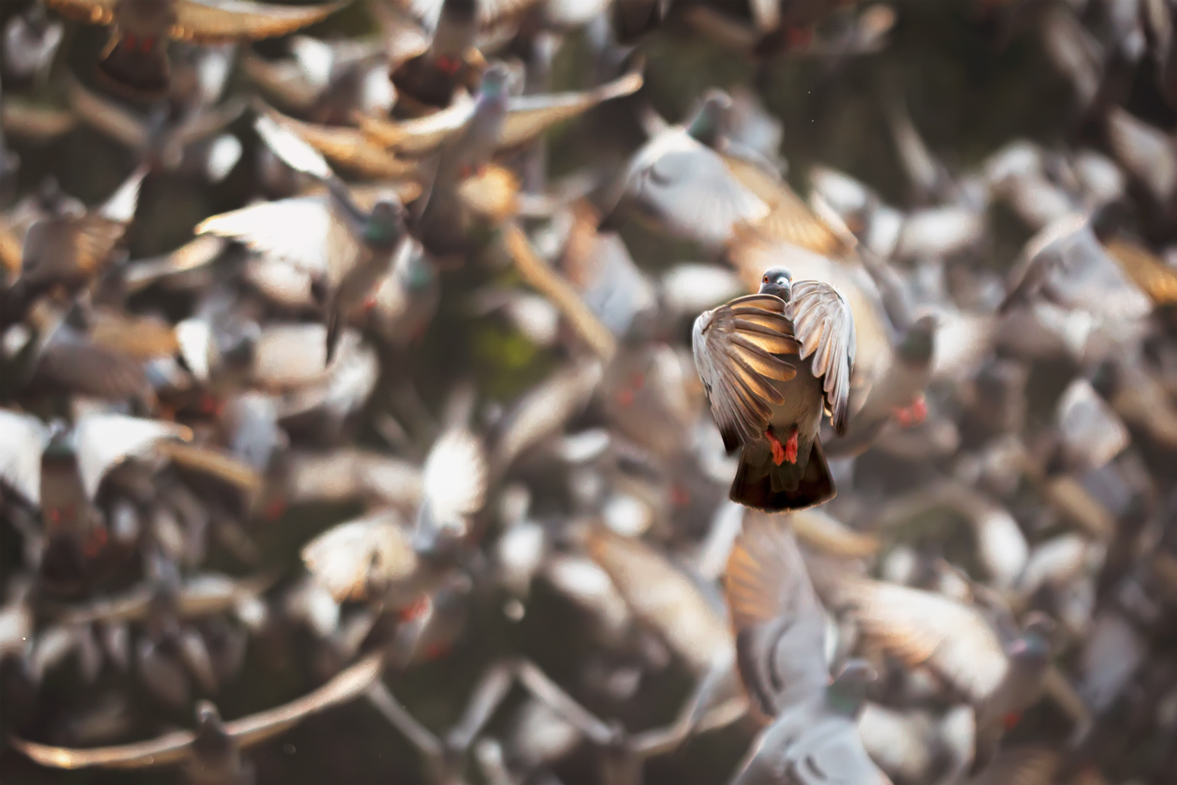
[{"xmin": 2, "ymin": 0, "xmax": 1177, "ymax": 783}]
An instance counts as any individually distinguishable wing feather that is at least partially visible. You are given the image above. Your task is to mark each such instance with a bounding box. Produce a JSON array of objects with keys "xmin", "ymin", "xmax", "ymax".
[
  {"xmin": 693, "ymin": 294, "xmax": 798, "ymax": 449},
  {"xmin": 785, "ymin": 280, "xmax": 856, "ymax": 434}
]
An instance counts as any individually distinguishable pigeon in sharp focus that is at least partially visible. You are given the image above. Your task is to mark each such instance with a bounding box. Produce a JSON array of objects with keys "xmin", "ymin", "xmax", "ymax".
[
  {"xmin": 45, "ymin": 0, "xmax": 347, "ymax": 99},
  {"xmin": 692, "ymin": 267, "xmax": 855, "ymax": 511}
]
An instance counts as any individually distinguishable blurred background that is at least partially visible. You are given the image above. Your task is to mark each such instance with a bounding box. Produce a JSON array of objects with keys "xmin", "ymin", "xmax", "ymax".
[{"xmin": 2, "ymin": 0, "xmax": 1177, "ymax": 783}]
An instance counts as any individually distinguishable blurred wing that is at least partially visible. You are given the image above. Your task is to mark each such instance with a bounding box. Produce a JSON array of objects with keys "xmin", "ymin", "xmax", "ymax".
[
  {"xmin": 692, "ymin": 294, "xmax": 800, "ymax": 451},
  {"xmin": 726, "ymin": 515, "xmax": 829, "ymax": 716},
  {"xmin": 241, "ymin": 53, "xmax": 320, "ymax": 111},
  {"xmin": 724, "ymin": 155, "xmax": 852, "ymax": 258},
  {"xmin": 0, "ymin": 410, "xmax": 51, "ymax": 506},
  {"xmin": 357, "ymin": 95, "xmax": 476, "ymax": 154},
  {"xmin": 196, "ymin": 196, "xmax": 340, "ymax": 277},
  {"xmin": 796, "ymin": 716, "xmax": 892, "ymax": 785},
  {"xmin": 266, "ymin": 111, "xmax": 418, "ymax": 179},
  {"xmin": 498, "ymin": 71, "xmax": 644, "ymax": 151},
  {"xmin": 33, "ymin": 342, "xmax": 150, "ymax": 402},
  {"xmin": 785, "ymin": 280, "xmax": 856, "ymax": 434},
  {"xmin": 834, "ymin": 578, "xmax": 1009, "ymax": 704},
  {"xmin": 72, "ymin": 413, "xmax": 192, "ymax": 500},
  {"xmin": 171, "ymin": 0, "xmax": 347, "ymax": 42},
  {"xmin": 66, "ymin": 77, "xmax": 149, "ymax": 149},
  {"xmin": 0, "ymin": 99, "xmax": 78, "ymax": 140},
  {"xmin": 1105, "ymin": 107, "xmax": 1177, "ymax": 203},
  {"xmin": 44, "ymin": 0, "xmax": 118, "ymax": 26},
  {"xmin": 9, "ymin": 730, "xmax": 196, "ymax": 770},
  {"xmin": 1104, "ymin": 237, "xmax": 1177, "ymax": 305},
  {"xmin": 171, "ymin": 97, "xmax": 247, "ymax": 149},
  {"xmin": 301, "ymin": 511, "xmax": 418, "ymax": 602},
  {"xmin": 254, "ymin": 110, "xmax": 333, "ymax": 179},
  {"xmin": 421, "ymin": 428, "xmax": 488, "ymax": 526},
  {"xmin": 227, "ymin": 652, "xmax": 383, "ymax": 747},
  {"xmin": 627, "ymin": 133, "xmax": 768, "ymax": 249}
]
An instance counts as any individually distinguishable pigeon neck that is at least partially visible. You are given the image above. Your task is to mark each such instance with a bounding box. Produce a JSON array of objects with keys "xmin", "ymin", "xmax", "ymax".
[{"xmin": 825, "ymin": 674, "xmax": 869, "ymax": 717}]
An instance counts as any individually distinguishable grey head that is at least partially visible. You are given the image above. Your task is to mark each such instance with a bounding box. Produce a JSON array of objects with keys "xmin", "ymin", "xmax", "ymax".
[
  {"xmin": 898, "ymin": 313, "xmax": 938, "ymax": 365},
  {"xmin": 478, "ymin": 64, "xmax": 510, "ymax": 102},
  {"xmin": 686, "ymin": 88, "xmax": 733, "ymax": 146},
  {"xmin": 757, "ymin": 267, "xmax": 793, "ymax": 302},
  {"xmin": 825, "ymin": 659, "xmax": 876, "ymax": 718},
  {"xmin": 1008, "ymin": 611, "xmax": 1054, "ymax": 665},
  {"xmin": 365, "ymin": 199, "xmax": 406, "ymax": 249},
  {"xmin": 195, "ymin": 701, "xmax": 224, "ymax": 730}
]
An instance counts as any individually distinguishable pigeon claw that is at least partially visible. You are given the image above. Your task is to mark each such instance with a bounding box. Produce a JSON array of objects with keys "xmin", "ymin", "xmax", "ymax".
[
  {"xmin": 766, "ymin": 428, "xmax": 799, "ymax": 466},
  {"xmin": 892, "ymin": 394, "xmax": 928, "ymax": 428}
]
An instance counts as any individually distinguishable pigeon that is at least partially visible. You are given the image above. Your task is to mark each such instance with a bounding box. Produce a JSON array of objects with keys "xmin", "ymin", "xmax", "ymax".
[
  {"xmin": 692, "ymin": 267, "xmax": 855, "ymax": 511},
  {"xmin": 3, "ymin": 2, "xmax": 65, "ymax": 85},
  {"xmin": 45, "ymin": 0, "xmax": 347, "ymax": 98},
  {"xmin": 198, "ymin": 114, "xmax": 407, "ymax": 364},
  {"xmin": 819, "ymin": 574, "xmax": 1055, "ymax": 774},
  {"xmin": 724, "ymin": 514, "xmax": 832, "ymax": 717},
  {"xmin": 10, "ymin": 653, "xmax": 383, "ymax": 771},
  {"xmin": 390, "ymin": 0, "xmax": 483, "ymax": 112},
  {"xmin": 607, "ymin": 90, "xmax": 768, "ymax": 251}
]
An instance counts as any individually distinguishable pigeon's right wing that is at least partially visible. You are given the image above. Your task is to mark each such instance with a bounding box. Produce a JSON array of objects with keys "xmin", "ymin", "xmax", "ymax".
[
  {"xmin": 692, "ymin": 294, "xmax": 799, "ymax": 452},
  {"xmin": 497, "ymin": 71, "xmax": 644, "ymax": 152},
  {"xmin": 786, "ymin": 280, "xmax": 856, "ymax": 434},
  {"xmin": 725, "ymin": 515, "xmax": 830, "ymax": 718},
  {"xmin": 172, "ymin": 0, "xmax": 348, "ymax": 43}
]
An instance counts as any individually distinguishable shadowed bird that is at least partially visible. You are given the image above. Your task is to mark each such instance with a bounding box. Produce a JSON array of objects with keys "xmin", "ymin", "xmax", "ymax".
[
  {"xmin": 693, "ymin": 267, "xmax": 855, "ymax": 511},
  {"xmin": 197, "ymin": 114, "xmax": 407, "ymax": 364},
  {"xmin": 389, "ymin": 0, "xmax": 483, "ymax": 112},
  {"xmin": 45, "ymin": 0, "xmax": 348, "ymax": 98},
  {"xmin": 2, "ymin": 167, "xmax": 144, "ymax": 328},
  {"xmin": 819, "ymin": 573, "xmax": 1055, "ymax": 774},
  {"xmin": 10, "ymin": 653, "xmax": 382, "ymax": 772}
]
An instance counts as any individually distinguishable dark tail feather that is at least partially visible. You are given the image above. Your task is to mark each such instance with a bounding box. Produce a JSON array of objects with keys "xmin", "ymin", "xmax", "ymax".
[
  {"xmin": 729, "ymin": 439, "xmax": 836, "ymax": 512},
  {"xmin": 97, "ymin": 34, "xmax": 170, "ymax": 99}
]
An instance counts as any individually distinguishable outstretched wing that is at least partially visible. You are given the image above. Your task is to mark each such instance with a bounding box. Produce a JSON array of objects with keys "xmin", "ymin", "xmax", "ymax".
[
  {"xmin": 786, "ymin": 280, "xmax": 856, "ymax": 434},
  {"xmin": 692, "ymin": 293, "xmax": 799, "ymax": 451}
]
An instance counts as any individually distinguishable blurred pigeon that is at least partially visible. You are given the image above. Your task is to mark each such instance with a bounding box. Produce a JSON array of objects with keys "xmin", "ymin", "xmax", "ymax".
[{"xmin": 46, "ymin": 0, "xmax": 347, "ymax": 98}]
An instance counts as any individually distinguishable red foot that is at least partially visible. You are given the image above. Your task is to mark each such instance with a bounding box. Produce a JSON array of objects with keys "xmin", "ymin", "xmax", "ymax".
[
  {"xmin": 436, "ymin": 56, "xmax": 462, "ymax": 76},
  {"xmin": 1003, "ymin": 711, "xmax": 1022, "ymax": 730},
  {"xmin": 399, "ymin": 596, "xmax": 431, "ymax": 622},
  {"xmin": 670, "ymin": 484, "xmax": 691, "ymax": 507},
  {"xmin": 892, "ymin": 394, "xmax": 928, "ymax": 428},
  {"xmin": 264, "ymin": 498, "xmax": 287, "ymax": 521},
  {"xmin": 83, "ymin": 527, "xmax": 108, "ymax": 559},
  {"xmin": 423, "ymin": 643, "xmax": 451, "ymax": 660},
  {"xmin": 766, "ymin": 428, "xmax": 799, "ymax": 466},
  {"xmin": 363, "ymin": 295, "xmax": 378, "ymax": 312}
]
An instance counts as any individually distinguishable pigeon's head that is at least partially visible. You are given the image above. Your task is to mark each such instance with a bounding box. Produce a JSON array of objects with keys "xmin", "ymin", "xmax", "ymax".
[
  {"xmin": 194, "ymin": 701, "xmax": 222, "ymax": 729},
  {"xmin": 1009, "ymin": 611, "xmax": 1054, "ymax": 664},
  {"xmin": 479, "ymin": 64, "xmax": 510, "ymax": 100},
  {"xmin": 366, "ymin": 199, "xmax": 406, "ymax": 247},
  {"xmin": 826, "ymin": 659, "xmax": 876, "ymax": 716},
  {"xmin": 899, "ymin": 313, "xmax": 938, "ymax": 364},
  {"xmin": 688, "ymin": 89, "xmax": 733, "ymax": 146},
  {"xmin": 758, "ymin": 267, "xmax": 793, "ymax": 301}
]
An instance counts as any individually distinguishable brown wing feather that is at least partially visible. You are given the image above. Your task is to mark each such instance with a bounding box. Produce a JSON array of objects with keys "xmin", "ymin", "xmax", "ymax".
[
  {"xmin": 785, "ymin": 280, "xmax": 855, "ymax": 434},
  {"xmin": 45, "ymin": 0, "xmax": 118, "ymax": 26},
  {"xmin": 694, "ymin": 294, "xmax": 800, "ymax": 449},
  {"xmin": 10, "ymin": 730, "xmax": 196, "ymax": 770},
  {"xmin": 171, "ymin": 0, "xmax": 347, "ymax": 42}
]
